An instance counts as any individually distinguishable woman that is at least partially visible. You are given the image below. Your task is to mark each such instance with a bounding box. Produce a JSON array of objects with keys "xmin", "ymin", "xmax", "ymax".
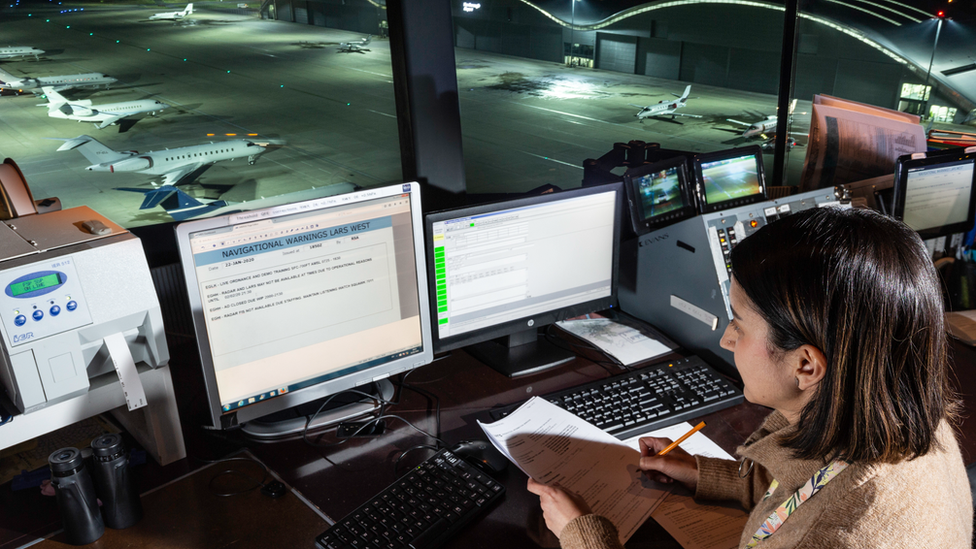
[{"xmin": 528, "ymin": 207, "xmax": 973, "ymax": 548}]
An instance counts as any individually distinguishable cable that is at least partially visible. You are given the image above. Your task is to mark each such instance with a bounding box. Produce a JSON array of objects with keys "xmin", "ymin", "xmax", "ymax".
[
  {"xmin": 393, "ymin": 444, "xmax": 440, "ymax": 476},
  {"xmin": 203, "ymin": 456, "xmax": 272, "ymax": 497},
  {"xmin": 398, "ymin": 381, "xmax": 441, "ymax": 440},
  {"xmin": 300, "ymin": 387, "xmax": 398, "ymax": 448}
]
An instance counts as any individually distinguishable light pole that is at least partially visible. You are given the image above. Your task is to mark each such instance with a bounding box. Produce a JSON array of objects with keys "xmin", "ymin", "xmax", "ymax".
[
  {"xmin": 569, "ymin": 0, "xmax": 576, "ymax": 66},
  {"xmin": 922, "ymin": 12, "xmax": 946, "ymax": 120}
]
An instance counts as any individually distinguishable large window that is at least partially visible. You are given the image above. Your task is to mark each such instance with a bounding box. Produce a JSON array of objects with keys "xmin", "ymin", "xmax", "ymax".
[{"xmin": 0, "ymin": 2, "xmax": 401, "ymax": 228}]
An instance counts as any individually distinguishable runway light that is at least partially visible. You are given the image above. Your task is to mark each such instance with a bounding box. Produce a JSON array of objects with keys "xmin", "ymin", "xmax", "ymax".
[
  {"xmin": 226, "ymin": 70, "xmax": 231, "ymax": 73},
  {"xmin": 207, "ymin": 133, "xmax": 215, "ymax": 136},
  {"xmin": 116, "ymin": 40, "xmax": 120, "ymax": 43},
  {"xmin": 147, "ymin": 48, "xmax": 151, "ymax": 51},
  {"xmin": 346, "ymin": 103, "xmax": 351, "ymax": 106},
  {"xmin": 226, "ymin": 133, "xmax": 237, "ymax": 136},
  {"xmin": 183, "ymin": 58, "xmax": 187, "ymax": 61},
  {"xmin": 89, "ymin": 33, "xmax": 93, "ymax": 36}
]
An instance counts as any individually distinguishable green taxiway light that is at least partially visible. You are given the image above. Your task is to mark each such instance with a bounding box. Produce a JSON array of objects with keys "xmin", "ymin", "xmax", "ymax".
[
  {"xmin": 227, "ymin": 70, "xmax": 231, "ymax": 73},
  {"xmin": 147, "ymin": 49, "xmax": 151, "ymax": 52},
  {"xmin": 66, "ymin": 25, "xmax": 69, "ymax": 28}
]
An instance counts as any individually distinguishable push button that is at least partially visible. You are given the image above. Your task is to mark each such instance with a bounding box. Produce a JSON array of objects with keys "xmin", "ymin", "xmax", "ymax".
[
  {"xmin": 14, "ymin": 314, "xmax": 26, "ymax": 327},
  {"xmin": 67, "ymin": 300, "xmax": 78, "ymax": 311},
  {"xmin": 32, "ymin": 310, "xmax": 43, "ymax": 321},
  {"xmin": 50, "ymin": 305, "xmax": 61, "ymax": 316}
]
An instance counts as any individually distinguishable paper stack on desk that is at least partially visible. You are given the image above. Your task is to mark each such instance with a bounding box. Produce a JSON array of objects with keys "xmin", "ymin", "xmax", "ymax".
[
  {"xmin": 556, "ymin": 317, "xmax": 671, "ymax": 366},
  {"xmin": 479, "ymin": 398, "xmax": 748, "ymax": 549}
]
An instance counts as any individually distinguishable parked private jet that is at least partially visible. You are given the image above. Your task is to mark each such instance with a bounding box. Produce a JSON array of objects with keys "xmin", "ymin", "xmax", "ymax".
[
  {"xmin": 0, "ymin": 47, "xmax": 45, "ymax": 60},
  {"xmin": 118, "ymin": 182, "xmax": 356, "ymax": 220},
  {"xmin": 631, "ymin": 85, "xmax": 700, "ymax": 122},
  {"xmin": 149, "ymin": 3, "xmax": 193, "ymax": 20},
  {"xmin": 338, "ymin": 35, "xmax": 371, "ymax": 53},
  {"xmin": 0, "ymin": 68, "xmax": 116, "ymax": 94},
  {"xmin": 41, "ymin": 87, "xmax": 168, "ymax": 129},
  {"xmin": 727, "ymin": 99, "xmax": 797, "ymax": 138},
  {"xmin": 55, "ymin": 134, "xmax": 269, "ymax": 187}
]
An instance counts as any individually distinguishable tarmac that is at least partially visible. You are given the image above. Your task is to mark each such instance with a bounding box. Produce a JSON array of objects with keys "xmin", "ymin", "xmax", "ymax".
[{"xmin": 0, "ymin": 2, "xmax": 813, "ymax": 226}]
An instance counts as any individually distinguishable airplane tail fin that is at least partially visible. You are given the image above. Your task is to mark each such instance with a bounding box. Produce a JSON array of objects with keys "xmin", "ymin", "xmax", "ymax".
[
  {"xmin": 680, "ymin": 85, "xmax": 692, "ymax": 101},
  {"xmin": 41, "ymin": 86, "xmax": 70, "ymax": 107},
  {"xmin": 184, "ymin": 3, "xmax": 193, "ymax": 14},
  {"xmin": 0, "ymin": 68, "xmax": 17, "ymax": 84},
  {"xmin": 362, "ymin": 35, "xmax": 371, "ymax": 46},
  {"xmin": 788, "ymin": 98, "xmax": 797, "ymax": 115},
  {"xmin": 55, "ymin": 135, "xmax": 129, "ymax": 164},
  {"xmin": 117, "ymin": 185, "xmax": 227, "ymax": 221}
]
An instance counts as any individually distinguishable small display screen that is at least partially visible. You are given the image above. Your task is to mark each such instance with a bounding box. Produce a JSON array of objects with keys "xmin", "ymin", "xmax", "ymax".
[
  {"xmin": 10, "ymin": 273, "xmax": 62, "ymax": 296},
  {"xmin": 701, "ymin": 155, "xmax": 762, "ymax": 205},
  {"xmin": 635, "ymin": 166, "xmax": 688, "ymax": 221}
]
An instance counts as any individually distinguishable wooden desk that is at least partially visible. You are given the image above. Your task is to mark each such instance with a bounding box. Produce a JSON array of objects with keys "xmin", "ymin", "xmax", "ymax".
[
  {"xmin": 243, "ymin": 349, "xmax": 769, "ymax": 548},
  {"xmin": 5, "ymin": 338, "xmax": 973, "ymax": 549}
]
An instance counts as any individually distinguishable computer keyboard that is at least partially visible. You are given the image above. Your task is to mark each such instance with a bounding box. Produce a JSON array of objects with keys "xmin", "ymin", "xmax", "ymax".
[
  {"xmin": 491, "ymin": 355, "xmax": 743, "ymax": 440},
  {"xmin": 315, "ymin": 449, "xmax": 505, "ymax": 549}
]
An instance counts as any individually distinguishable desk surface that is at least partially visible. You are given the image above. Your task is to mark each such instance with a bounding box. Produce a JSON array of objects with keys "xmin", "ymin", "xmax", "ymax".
[{"xmin": 4, "ymin": 338, "xmax": 975, "ymax": 549}]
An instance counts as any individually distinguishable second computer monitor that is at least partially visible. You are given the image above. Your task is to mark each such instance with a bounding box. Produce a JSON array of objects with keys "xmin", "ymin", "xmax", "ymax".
[
  {"xmin": 693, "ymin": 145, "xmax": 767, "ymax": 213},
  {"xmin": 892, "ymin": 147, "xmax": 976, "ymax": 240},
  {"xmin": 427, "ymin": 184, "xmax": 622, "ymax": 377}
]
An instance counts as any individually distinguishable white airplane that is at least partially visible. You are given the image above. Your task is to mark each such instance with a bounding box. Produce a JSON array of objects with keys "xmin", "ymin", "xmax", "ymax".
[
  {"xmin": 0, "ymin": 47, "xmax": 45, "ymax": 61},
  {"xmin": 40, "ymin": 87, "xmax": 168, "ymax": 129},
  {"xmin": 117, "ymin": 182, "xmax": 356, "ymax": 221},
  {"xmin": 338, "ymin": 35, "xmax": 371, "ymax": 53},
  {"xmin": 55, "ymin": 134, "xmax": 269, "ymax": 187},
  {"xmin": 631, "ymin": 85, "xmax": 701, "ymax": 123},
  {"xmin": 0, "ymin": 68, "xmax": 116, "ymax": 94},
  {"xmin": 149, "ymin": 3, "xmax": 193, "ymax": 20},
  {"xmin": 727, "ymin": 99, "xmax": 798, "ymax": 139}
]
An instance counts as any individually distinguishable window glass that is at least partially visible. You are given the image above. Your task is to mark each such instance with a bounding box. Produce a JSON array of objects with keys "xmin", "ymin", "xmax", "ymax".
[
  {"xmin": 451, "ymin": 0, "xmax": 789, "ymax": 192},
  {"xmin": 0, "ymin": 3, "xmax": 400, "ymax": 228}
]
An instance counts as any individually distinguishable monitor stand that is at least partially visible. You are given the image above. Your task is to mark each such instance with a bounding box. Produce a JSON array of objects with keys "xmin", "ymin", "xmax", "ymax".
[
  {"xmin": 466, "ymin": 327, "xmax": 576, "ymax": 378},
  {"xmin": 241, "ymin": 379, "xmax": 395, "ymax": 439}
]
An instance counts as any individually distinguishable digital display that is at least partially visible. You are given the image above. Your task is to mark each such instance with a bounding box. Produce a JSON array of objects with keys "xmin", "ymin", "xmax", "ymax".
[
  {"xmin": 635, "ymin": 166, "xmax": 688, "ymax": 221},
  {"xmin": 904, "ymin": 159, "xmax": 976, "ymax": 232},
  {"xmin": 10, "ymin": 273, "xmax": 62, "ymax": 296},
  {"xmin": 701, "ymin": 155, "xmax": 762, "ymax": 205}
]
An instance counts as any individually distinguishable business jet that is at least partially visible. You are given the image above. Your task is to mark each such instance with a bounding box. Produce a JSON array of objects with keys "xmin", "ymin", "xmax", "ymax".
[
  {"xmin": 149, "ymin": 3, "xmax": 193, "ymax": 20},
  {"xmin": 117, "ymin": 182, "xmax": 356, "ymax": 221},
  {"xmin": 631, "ymin": 85, "xmax": 701, "ymax": 123},
  {"xmin": 40, "ymin": 87, "xmax": 168, "ymax": 129},
  {"xmin": 338, "ymin": 35, "xmax": 371, "ymax": 53},
  {"xmin": 55, "ymin": 134, "xmax": 269, "ymax": 187},
  {"xmin": 727, "ymin": 99, "xmax": 797, "ymax": 138},
  {"xmin": 0, "ymin": 47, "xmax": 45, "ymax": 61},
  {"xmin": 0, "ymin": 68, "xmax": 116, "ymax": 94}
]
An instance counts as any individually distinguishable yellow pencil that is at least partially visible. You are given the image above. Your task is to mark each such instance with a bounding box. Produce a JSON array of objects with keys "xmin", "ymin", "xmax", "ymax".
[{"xmin": 657, "ymin": 421, "xmax": 706, "ymax": 456}]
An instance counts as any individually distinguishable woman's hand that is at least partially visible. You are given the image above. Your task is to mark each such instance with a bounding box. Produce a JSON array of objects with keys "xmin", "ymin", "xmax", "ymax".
[
  {"xmin": 638, "ymin": 436, "xmax": 700, "ymax": 491},
  {"xmin": 526, "ymin": 478, "xmax": 593, "ymax": 539}
]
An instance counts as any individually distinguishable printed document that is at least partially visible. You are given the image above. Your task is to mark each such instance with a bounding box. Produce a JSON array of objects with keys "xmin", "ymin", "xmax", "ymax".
[
  {"xmin": 625, "ymin": 424, "xmax": 748, "ymax": 549},
  {"xmin": 478, "ymin": 397, "xmax": 669, "ymax": 545},
  {"xmin": 556, "ymin": 318, "xmax": 671, "ymax": 366}
]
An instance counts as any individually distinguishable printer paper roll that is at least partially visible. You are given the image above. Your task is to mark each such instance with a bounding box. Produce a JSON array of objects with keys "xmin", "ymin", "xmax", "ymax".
[{"xmin": 104, "ymin": 332, "xmax": 147, "ymax": 411}]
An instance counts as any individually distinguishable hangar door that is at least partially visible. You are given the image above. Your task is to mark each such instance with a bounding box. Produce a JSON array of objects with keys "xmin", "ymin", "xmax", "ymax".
[{"xmin": 597, "ymin": 34, "xmax": 637, "ymax": 74}]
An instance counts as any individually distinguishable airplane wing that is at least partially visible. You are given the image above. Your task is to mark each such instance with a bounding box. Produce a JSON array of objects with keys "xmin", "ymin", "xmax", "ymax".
[
  {"xmin": 672, "ymin": 113, "xmax": 702, "ymax": 118},
  {"xmin": 629, "ymin": 103, "xmax": 649, "ymax": 109},
  {"xmin": 726, "ymin": 118, "xmax": 753, "ymax": 126},
  {"xmin": 161, "ymin": 163, "xmax": 204, "ymax": 186},
  {"xmin": 94, "ymin": 112, "xmax": 140, "ymax": 129}
]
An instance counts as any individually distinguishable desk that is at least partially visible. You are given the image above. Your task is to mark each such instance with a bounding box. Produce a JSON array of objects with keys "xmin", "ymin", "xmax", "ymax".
[
  {"xmin": 243, "ymin": 348, "xmax": 770, "ymax": 549},
  {"xmin": 4, "ymin": 339, "xmax": 974, "ymax": 549}
]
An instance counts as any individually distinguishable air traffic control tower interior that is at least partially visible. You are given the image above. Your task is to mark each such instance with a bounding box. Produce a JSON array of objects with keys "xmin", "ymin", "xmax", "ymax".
[{"xmin": 2, "ymin": 0, "xmax": 976, "ymax": 547}]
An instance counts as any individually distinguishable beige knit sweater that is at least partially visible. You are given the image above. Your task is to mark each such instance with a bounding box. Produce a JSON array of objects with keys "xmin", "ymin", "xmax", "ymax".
[{"xmin": 560, "ymin": 412, "xmax": 972, "ymax": 548}]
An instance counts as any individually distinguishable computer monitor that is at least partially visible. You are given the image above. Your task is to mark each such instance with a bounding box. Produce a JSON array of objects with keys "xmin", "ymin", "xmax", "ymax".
[
  {"xmin": 693, "ymin": 145, "xmax": 767, "ymax": 213},
  {"xmin": 175, "ymin": 183, "xmax": 433, "ymax": 435},
  {"xmin": 623, "ymin": 156, "xmax": 697, "ymax": 235},
  {"xmin": 426, "ymin": 183, "xmax": 622, "ymax": 377},
  {"xmin": 892, "ymin": 147, "xmax": 976, "ymax": 240}
]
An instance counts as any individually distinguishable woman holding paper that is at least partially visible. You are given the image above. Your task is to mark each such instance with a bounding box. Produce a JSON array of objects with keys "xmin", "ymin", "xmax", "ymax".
[{"xmin": 528, "ymin": 207, "xmax": 972, "ymax": 548}]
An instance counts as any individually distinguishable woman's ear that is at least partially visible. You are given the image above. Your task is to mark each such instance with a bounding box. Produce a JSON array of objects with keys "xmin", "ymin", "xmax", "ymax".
[{"xmin": 793, "ymin": 344, "xmax": 827, "ymax": 391}]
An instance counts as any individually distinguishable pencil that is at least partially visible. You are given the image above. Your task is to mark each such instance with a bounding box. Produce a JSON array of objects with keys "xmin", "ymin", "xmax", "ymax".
[{"xmin": 657, "ymin": 421, "xmax": 706, "ymax": 456}]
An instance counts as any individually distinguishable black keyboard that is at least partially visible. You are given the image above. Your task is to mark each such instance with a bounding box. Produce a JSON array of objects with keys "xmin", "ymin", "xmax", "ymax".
[
  {"xmin": 315, "ymin": 449, "xmax": 505, "ymax": 549},
  {"xmin": 491, "ymin": 355, "xmax": 743, "ymax": 440}
]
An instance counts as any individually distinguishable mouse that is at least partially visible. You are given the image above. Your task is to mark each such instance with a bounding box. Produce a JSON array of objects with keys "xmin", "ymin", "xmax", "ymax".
[{"xmin": 451, "ymin": 440, "xmax": 508, "ymax": 474}]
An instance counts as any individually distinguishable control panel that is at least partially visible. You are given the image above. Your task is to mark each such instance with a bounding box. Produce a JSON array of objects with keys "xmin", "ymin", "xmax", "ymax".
[{"xmin": 1, "ymin": 256, "xmax": 93, "ymax": 347}]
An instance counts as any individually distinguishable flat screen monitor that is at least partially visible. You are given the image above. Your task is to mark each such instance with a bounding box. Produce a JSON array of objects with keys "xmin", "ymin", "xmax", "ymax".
[
  {"xmin": 623, "ymin": 156, "xmax": 697, "ymax": 235},
  {"xmin": 175, "ymin": 183, "xmax": 433, "ymax": 434},
  {"xmin": 693, "ymin": 145, "xmax": 767, "ymax": 213},
  {"xmin": 426, "ymin": 183, "xmax": 622, "ymax": 377},
  {"xmin": 892, "ymin": 147, "xmax": 976, "ymax": 240}
]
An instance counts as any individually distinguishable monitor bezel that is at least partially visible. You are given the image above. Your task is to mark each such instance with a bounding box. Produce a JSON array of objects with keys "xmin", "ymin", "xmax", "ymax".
[
  {"xmin": 622, "ymin": 156, "xmax": 698, "ymax": 235},
  {"xmin": 892, "ymin": 147, "xmax": 976, "ymax": 240},
  {"xmin": 425, "ymin": 183, "xmax": 623, "ymax": 354},
  {"xmin": 175, "ymin": 182, "xmax": 434, "ymax": 429},
  {"xmin": 692, "ymin": 145, "xmax": 767, "ymax": 214}
]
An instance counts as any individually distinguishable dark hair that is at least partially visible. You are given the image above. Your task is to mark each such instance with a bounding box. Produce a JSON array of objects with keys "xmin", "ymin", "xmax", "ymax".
[{"xmin": 730, "ymin": 207, "xmax": 956, "ymax": 463}]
